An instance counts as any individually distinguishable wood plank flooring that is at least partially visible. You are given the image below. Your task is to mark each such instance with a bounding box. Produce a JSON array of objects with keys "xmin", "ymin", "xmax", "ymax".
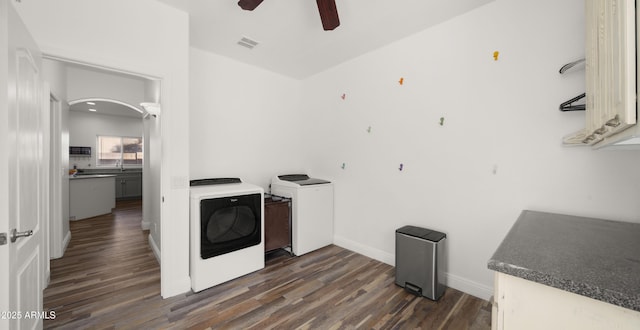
[{"xmin": 44, "ymin": 200, "xmax": 491, "ymax": 329}]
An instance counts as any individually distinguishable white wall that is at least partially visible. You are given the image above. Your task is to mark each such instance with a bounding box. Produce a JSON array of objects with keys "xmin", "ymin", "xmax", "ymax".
[
  {"xmin": 189, "ymin": 48, "xmax": 305, "ymax": 190},
  {"xmin": 13, "ymin": 0, "xmax": 190, "ymax": 298},
  {"xmin": 45, "ymin": 59, "xmax": 68, "ymax": 102},
  {"xmin": 67, "ymin": 65, "xmax": 147, "ymax": 106},
  {"xmin": 301, "ymin": 0, "xmax": 640, "ymax": 300},
  {"xmin": 42, "ymin": 58, "xmax": 70, "ymax": 259},
  {"xmin": 68, "ymin": 111, "xmax": 143, "ymax": 169}
]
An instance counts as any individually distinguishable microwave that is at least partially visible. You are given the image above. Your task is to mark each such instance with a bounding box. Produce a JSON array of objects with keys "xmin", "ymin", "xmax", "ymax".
[{"xmin": 69, "ymin": 146, "xmax": 91, "ymax": 156}]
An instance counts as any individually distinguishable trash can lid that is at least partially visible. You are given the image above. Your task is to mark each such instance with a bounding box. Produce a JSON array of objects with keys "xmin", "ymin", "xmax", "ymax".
[{"xmin": 396, "ymin": 225, "xmax": 446, "ymax": 242}]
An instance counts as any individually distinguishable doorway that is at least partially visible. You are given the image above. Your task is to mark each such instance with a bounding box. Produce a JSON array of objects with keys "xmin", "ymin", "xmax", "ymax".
[{"xmin": 46, "ymin": 58, "xmax": 162, "ymax": 266}]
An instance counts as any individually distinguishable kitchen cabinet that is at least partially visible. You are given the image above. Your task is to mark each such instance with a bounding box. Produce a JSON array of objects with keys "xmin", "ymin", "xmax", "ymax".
[
  {"xmin": 564, "ymin": 0, "xmax": 638, "ymax": 147},
  {"xmin": 115, "ymin": 173, "xmax": 142, "ymax": 200}
]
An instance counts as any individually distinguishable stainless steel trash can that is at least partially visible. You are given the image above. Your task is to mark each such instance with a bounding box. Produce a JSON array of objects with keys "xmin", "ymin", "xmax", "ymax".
[{"xmin": 395, "ymin": 225, "xmax": 446, "ymax": 300}]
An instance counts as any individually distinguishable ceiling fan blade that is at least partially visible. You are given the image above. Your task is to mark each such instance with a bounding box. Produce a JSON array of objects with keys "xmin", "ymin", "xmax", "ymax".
[
  {"xmin": 238, "ymin": 0, "xmax": 264, "ymax": 11},
  {"xmin": 316, "ymin": 0, "xmax": 340, "ymax": 30}
]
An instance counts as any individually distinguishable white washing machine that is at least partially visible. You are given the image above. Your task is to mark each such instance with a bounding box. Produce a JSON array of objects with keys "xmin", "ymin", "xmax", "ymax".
[
  {"xmin": 189, "ymin": 178, "xmax": 264, "ymax": 292},
  {"xmin": 271, "ymin": 174, "xmax": 334, "ymax": 256}
]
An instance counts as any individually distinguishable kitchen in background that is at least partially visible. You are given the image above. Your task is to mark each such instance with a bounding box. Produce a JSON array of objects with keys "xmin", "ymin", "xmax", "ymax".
[
  {"xmin": 47, "ymin": 61, "xmax": 162, "ymax": 254},
  {"xmin": 69, "ymin": 107, "xmax": 144, "ymax": 201},
  {"xmin": 68, "ymin": 109, "xmax": 143, "ymax": 220},
  {"xmin": 67, "ymin": 64, "xmax": 146, "ymax": 221}
]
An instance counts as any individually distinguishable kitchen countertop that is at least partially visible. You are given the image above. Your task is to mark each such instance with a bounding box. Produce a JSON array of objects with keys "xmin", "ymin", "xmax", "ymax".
[
  {"xmin": 488, "ymin": 210, "xmax": 640, "ymax": 312},
  {"xmin": 70, "ymin": 174, "xmax": 116, "ymax": 180},
  {"xmin": 77, "ymin": 169, "xmax": 142, "ymax": 175}
]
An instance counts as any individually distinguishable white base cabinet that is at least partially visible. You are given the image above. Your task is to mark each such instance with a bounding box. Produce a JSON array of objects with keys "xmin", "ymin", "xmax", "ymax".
[
  {"xmin": 492, "ymin": 272, "xmax": 640, "ymax": 330},
  {"xmin": 69, "ymin": 176, "xmax": 116, "ymax": 220}
]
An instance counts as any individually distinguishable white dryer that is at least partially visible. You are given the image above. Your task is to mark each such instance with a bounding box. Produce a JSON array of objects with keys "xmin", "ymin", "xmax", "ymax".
[
  {"xmin": 189, "ymin": 178, "xmax": 264, "ymax": 292},
  {"xmin": 271, "ymin": 174, "xmax": 334, "ymax": 256}
]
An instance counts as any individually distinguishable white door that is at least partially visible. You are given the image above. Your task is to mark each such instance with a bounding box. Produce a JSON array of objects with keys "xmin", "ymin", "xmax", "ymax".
[{"xmin": 1, "ymin": 2, "xmax": 46, "ymax": 329}]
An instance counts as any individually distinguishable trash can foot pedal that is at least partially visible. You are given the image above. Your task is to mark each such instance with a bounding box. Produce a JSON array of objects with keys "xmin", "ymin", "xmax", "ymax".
[{"xmin": 404, "ymin": 282, "xmax": 422, "ymax": 296}]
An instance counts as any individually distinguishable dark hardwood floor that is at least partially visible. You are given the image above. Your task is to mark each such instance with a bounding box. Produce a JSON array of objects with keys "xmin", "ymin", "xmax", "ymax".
[{"xmin": 44, "ymin": 200, "xmax": 491, "ymax": 329}]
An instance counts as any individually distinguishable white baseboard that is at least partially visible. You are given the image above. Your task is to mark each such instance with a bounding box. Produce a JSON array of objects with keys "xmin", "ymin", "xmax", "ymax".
[
  {"xmin": 44, "ymin": 269, "xmax": 51, "ymax": 289},
  {"xmin": 334, "ymin": 235, "xmax": 395, "ymax": 265},
  {"xmin": 148, "ymin": 234, "xmax": 192, "ymax": 298},
  {"xmin": 61, "ymin": 230, "xmax": 71, "ymax": 255},
  {"xmin": 141, "ymin": 220, "xmax": 151, "ymax": 230},
  {"xmin": 50, "ymin": 230, "xmax": 71, "ymax": 260},
  {"xmin": 161, "ymin": 276, "xmax": 192, "ymax": 299},
  {"xmin": 443, "ymin": 272, "xmax": 493, "ymax": 301},
  {"xmin": 148, "ymin": 233, "xmax": 161, "ymax": 264},
  {"xmin": 333, "ymin": 235, "xmax": 493, "ymax": 301}
]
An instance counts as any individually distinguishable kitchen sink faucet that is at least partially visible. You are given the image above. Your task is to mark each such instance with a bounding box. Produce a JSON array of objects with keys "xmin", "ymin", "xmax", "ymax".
[{"xmin": 115, "ymin": 160, "xmax": 124, "ymax": 171}]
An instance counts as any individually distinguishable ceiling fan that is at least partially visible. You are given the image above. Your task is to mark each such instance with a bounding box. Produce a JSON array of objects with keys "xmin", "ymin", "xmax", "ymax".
[{"xmin": 238, "ymin": 0, "xmax": 340, "ymax": 31}]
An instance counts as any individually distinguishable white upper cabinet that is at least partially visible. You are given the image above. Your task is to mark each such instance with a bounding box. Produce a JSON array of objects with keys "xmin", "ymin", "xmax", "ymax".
[{"xmin": 564, "ymin": 0, "xmax": 638, "ymax": 148}]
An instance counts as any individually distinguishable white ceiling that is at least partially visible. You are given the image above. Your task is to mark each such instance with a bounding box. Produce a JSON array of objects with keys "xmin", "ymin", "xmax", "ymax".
[{"xmin": 157, "ymin": 0, "xmax": 494, "ymax": 79}]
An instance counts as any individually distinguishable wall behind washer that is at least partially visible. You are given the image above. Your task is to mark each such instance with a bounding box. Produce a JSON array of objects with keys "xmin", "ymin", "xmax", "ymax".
[{"xmin": 189, "ymin": 48, "xmax": 306, "ymax": 190}]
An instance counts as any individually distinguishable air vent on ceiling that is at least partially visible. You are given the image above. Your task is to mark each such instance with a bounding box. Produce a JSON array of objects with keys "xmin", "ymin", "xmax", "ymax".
[{"xmin": 237, "ymin": 36, "xmax": 259, "ymax": 49}]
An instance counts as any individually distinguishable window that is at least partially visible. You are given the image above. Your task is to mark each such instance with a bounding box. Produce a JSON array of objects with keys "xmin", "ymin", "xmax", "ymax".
[{"xmin": 97, "ymin": 135, "xmax": 143, "ymax": 166}]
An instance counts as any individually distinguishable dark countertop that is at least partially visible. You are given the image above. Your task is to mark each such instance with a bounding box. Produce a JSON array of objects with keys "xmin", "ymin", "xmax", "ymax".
[
  {"xmin": 488, "ymin": 210, "xmax": 640, "ymax": 312},
  {"xmin": 77, "ymin": 168, "xmax": 142, "ymax": 175},
  {"xmin": 70, "ymin": 174, "xmax": 116, "ymax": 180}
]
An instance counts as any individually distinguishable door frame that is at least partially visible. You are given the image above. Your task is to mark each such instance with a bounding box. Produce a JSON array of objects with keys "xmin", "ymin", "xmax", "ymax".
[
  {"xmin": 42, "ymin": 83, "xmax": 51, "ymax": 288},
  {"xmin": 49, "ymin": 91, "xmax": 64, "ymax": 259}
]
